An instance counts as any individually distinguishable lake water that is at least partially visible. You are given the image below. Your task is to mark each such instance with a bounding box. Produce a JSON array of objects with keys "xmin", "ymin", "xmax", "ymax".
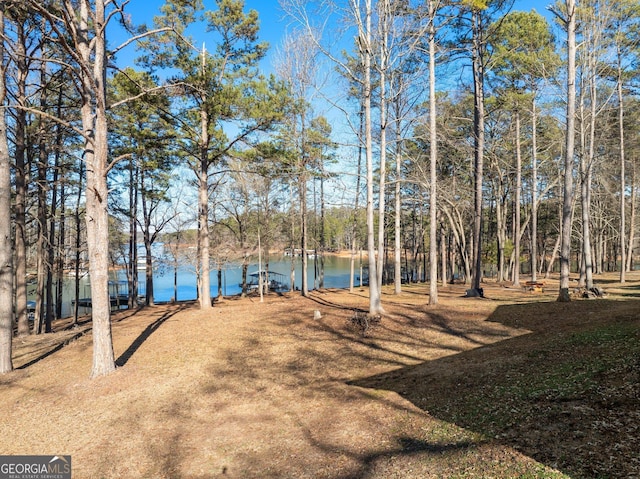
[
  {"xmin": 146, "ymin": 254, "xmax": 367, "ymax": 301},
  {"xmin": 36, "ymin": 253, "xmax": 368, "ymax": 318}
]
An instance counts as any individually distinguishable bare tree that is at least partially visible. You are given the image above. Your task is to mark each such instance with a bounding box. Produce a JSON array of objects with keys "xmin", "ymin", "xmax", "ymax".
[
  {"xmin": 274, "ymin": 30, "xmax": 318, "ymax": 297},
  {"xmin": 280, "ymin": 0, "xmax": 382, "ymax": 314}
]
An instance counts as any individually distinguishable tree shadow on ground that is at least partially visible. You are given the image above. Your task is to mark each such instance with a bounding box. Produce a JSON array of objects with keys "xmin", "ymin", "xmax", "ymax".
[
  {"xmin": 327, "ymin": 435, "xmax": 480, "ymax": 479},
  {"xmin": 191, "ymin": 291, "xmax": 563, "ymax": 478},
  {"xmin": 116, "ymin": 304, "xmax": 189, "ymax": 367},
  {"xmin": 15, "ymin": 329, "xmax": 90, "ymax": 370},
  {"xmin": 350, "ymin": 298, "xmax": 640, "ymax": 479},
  {"xmin": 613, "ymin": 283, "xmax": 640, "ymax": 298}
]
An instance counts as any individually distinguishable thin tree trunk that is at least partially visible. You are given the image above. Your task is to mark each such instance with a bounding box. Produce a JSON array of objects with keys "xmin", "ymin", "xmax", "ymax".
[
  {"xmin": 531, "ymin": 99, "xmax": 538, "ymax": 282},
  {"xmin": 394, "ymin": 112, "xmax": 401, "ymax": 295},
  {"xmin": 0, "ymin": 5, "xmax": 14, "ymax": 373},
  {"xmin": 626, "ymin": 164, "xmax": 636, "ymax": 272},
  {"xmin": 144, "ymin": 236, "xmax": 154, "ymax": 306},
  {"xmin": 513, "ymin": 110, "xmax": 522, "ymax": 287},
  {"xmin": 496, "ymin": 183, "xmax": 507, "ymax": 282},
  {"xmin": 440, "ymin": 222, "xmax": 448, "ymax": 285},
  {"xmin": 362, "ymin": 0, "xmax": 381, "ymax": 314},
  {"xmin": 618, "ymin": 59, "xmax": 626, "ymax": 282},
  {"xmin": 33, "ymin": 53, "xmax": 47, "ymax": 336},
  {"xmin": 428, "ymin": 0, "xmax": 438, "ymax": 305},
  {"xmin": 289, "ymin": 181, "xmax": 296, "ymax": 291},
  {"xmin": 14, "ymin": 18, "xmax": 29, "ymax": 336},
  {"xmin": 39, "ymin": 58, "xmax": 54, "ymax": 333},
  {"xmin": 559, "ymin": 0, "xmax": 576, "ymax": 302},
  {"xmin": 53, "ymin": 88, "xmax": 66, "ymax": 321},
  {"xmin": 471, "ymin": 9, "xmax": 485, "ymax": 295},
  {"xmin": 319, "ymin": 166, "xmax": 325, "ymax": 289},
  {"xmin": 300, "ymin": 171, "xmax": 308, "ymax": 296},
  {"xmin": 546, "ymin": 230, "xmax": 561, "ymax": 279},
  {"xmin": 581, "ymin": 43, "xmax": 597, "ymax": 291},
  {"xmin": 127, "ymin": 159, "xmax": 139, "ymax": 308},
  {"xmin": 350, "ymin": 105, "xmax": 364, "ymax": 293},
  {"xmin": 580, "ymin": 159, "xmax": 594, "ymax": 289},
  {"xmin": 259, "ymin": 231, "xmax": 264, "ymax": 302},
  {"xmin": 73, "ymin": 161, "xmax": 84, "ymax": 325},
  {"xmin": 140, "ymin": 172, "xmax": 155, "ymax": 307},
  {"xmin": 376, "ymin": 0, "xmax": 389, "ymax": 293},
  {"xmin": 45, "ymin": 187, "xmax": 56, "ymax": 329}
]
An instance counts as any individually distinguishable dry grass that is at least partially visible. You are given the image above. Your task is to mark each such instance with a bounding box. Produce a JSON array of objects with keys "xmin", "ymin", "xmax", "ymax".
[{"xmin": 1, "ymin": 272, "xmax": 638, "ymax": 478}]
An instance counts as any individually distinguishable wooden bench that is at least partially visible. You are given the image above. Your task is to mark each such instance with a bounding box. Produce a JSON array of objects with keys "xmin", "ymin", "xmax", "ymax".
[{"xmin": 523, "ymin": 281, "xmax": 545, "ymax": 293}]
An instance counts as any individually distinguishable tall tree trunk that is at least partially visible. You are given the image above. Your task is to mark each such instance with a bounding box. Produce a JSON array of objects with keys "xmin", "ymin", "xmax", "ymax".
[
  {"xmin": 546, "ymin": 203, "xmax": 563, "ymax": 279},
  {"xmin": 470, "ymin": 9, "xmax": 485, "ymax": 296},
  {"xmin": 626, "ymin": 164, "xmax": 636, "ymax": 272},
  {"xmin": 39, "ymin": 58, "xmax": 54, "ymax": 333},
  {"xmin": 33, "ymin": 144, "xmax": 50, "ymax": 334},
  {"xmin": 144, "ymin": 237, "xmax": 154, "ymax": 306},
  {"xmin": 394, "ymin": 110, "xmax": 401, "ymax": 295},
  {"xmin": 577, "ymin": 84, "xmax": 587, "ymax": 287},
  {"xmin": 45, "ymin": 189, "xmax": 56, "ymax": 329},
  {"xmin": 141, "ymin": 174, "xmax": 154, "ymax": 306},
  {"xmin": 198, "ymin": 44, "xmax": 212, "ymax": 310},
  {"xmin": 289, "ymin": 181, "xmax": 296, "ymax": 291},
  {"xmin": 558, "ymin": 0, "xmax": 577, "ymax": 302},
  {"xmin": 376, "ymin": 0, "xmax": 389, "ymax": 292},
  {"xmin": 301, "ymin": 174, "xmax": 309, "ymax": 296},
  {"xmin": 79, "ymin": 0, "xmax": 116, "ymax": 377},
  {"xmin": 513, "ymin": 109, "xmax": 522, "ymax": 287},
  {"xmin": 350, "ymin": 104, "xmax": 364, "ymax": 293},
  {"xmin": 580, "ymin": 158, "xmax": 594, "ymax": 289},
  {"xmin": 440, "ymin": 222, "xmax": 448, "ymax": 285},
  {"xmin": 73, "ymin": 160, "xmax": 84, "ymax": 325},
  {"xmin": 496, "ymin": 187, "xmax": 507, "ymax": 282},
  {"xmin": 0, "ymin": 4, "xmax": 14, "ymax": 373},
  {"xmin": 618, "ymin": 58, "xmax": 626, "ymax": 282},
  {"xmin": 319, "ymin": 164, "xmax": 325, "ymax": 289},
  {"xmin": 531, "ymin": 99, "xmax": 538, "ymax": 282},
  {"xmin": 581, "ymin": 40, "xmax": 597, "ymax": 291},
  {"xmin": 428, "ymin": 0, "xmax": 438, "ymax": 305},
  {"xmin": 198, "ymin": 111, "xmax": 211, "ymax": 309},
  {"xmin": 362, "ymin": 0, "xmax": 381, "ymax": 314},
  {"xmin": 197, "ymin": 163, "xmax": 211, "ymax": 307},
  {"xmin": 14, "ymin": 18, "xmax": 29, "ymax": 336},
  {"xmin": 53, "ymin": 88, "xmax": 66, "ymax": 321},
  {"xmin": 127, "ymin": 159, "xmax": 139, "ymax": 308}
]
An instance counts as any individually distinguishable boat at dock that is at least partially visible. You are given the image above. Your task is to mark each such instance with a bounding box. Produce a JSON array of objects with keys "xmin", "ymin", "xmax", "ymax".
[{"xmin": 242, "ymin": 270, "xmax": 289, "ymax": 293}]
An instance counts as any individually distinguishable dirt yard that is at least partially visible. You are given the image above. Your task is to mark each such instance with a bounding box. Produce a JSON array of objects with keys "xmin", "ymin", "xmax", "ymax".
[{"xmin": 1, "ymin": 274, "xmax": 638, "ymax": 478}]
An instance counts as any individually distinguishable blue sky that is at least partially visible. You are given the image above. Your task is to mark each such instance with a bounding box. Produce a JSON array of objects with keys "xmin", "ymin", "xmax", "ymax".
[
  {"xmin": 109, "ymin": 0, "xmax": 558, "ymax": 208},
  {"xmin": 112, "ymin": 0, "xmax": 556, "ymax": 72}
]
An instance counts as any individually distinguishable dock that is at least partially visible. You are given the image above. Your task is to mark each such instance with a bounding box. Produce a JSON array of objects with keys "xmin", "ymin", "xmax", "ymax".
[{"xmin": 74, "ymin": 295, "xmax": 132, "ymax": 309}]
